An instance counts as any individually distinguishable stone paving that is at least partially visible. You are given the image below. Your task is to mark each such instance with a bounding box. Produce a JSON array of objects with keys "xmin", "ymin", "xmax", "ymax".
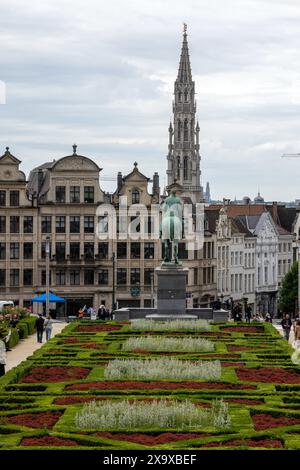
[{"xmin": 5, "ymin": 320, "xmax": 67, "ymax": 372}]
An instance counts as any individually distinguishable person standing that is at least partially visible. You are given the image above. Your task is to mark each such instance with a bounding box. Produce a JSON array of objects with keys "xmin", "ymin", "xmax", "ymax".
[
  {"xmin": 0, "ymin": 330, "xmax": 11, "ymax": 377},
  {"xmin": 294, "ymin": 320, "xmax": 300, "ymax": 349},
  {"xmin": 281, "ymin": 314, "xmax": 292, "ymax": 341},
  {"xmin": 35, "ymin": 314, "xmax": 45, "ymax": 343},
  {"xmin": 245, "ymin": 306, "xmax": 252, "ymax": 323},
  {"xmin": 44, "ymin": 315, "xmax": 53, "ymax": 341}
]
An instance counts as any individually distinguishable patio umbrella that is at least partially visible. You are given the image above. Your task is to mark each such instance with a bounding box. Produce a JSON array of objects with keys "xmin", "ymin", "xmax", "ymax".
[{"xmin": 31, "ymin": 292, "xmax": 65, "ymax": 303}]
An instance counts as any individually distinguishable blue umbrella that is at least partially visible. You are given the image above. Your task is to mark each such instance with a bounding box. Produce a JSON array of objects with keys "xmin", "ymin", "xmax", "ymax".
[{"xmin": 31, "ymin": 292, "xmax": 65, "ymax": 303}]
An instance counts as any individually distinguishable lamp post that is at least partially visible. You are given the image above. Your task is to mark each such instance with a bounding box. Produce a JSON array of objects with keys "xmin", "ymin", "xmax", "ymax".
[
  {"xmin": 45, "ymin": 236, "xmax": 50, "ymax": 318},
  {"xmin": 220, "ymin": 293, "xmax": 224, "ymax": 309},
  {"xmin": 112, "ymin": 252, "xmax": 116, "ymax": 312}
]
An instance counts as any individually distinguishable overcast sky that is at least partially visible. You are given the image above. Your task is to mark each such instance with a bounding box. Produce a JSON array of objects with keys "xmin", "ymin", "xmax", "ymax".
[{"xmin": 1, "ymin": 0, "xmax": 300, "ymax": 201}]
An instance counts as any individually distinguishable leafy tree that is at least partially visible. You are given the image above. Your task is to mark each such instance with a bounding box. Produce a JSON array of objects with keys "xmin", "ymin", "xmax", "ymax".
[{"xmin": 278, "ymin": 261, "xmax": 298, "ymax": 313}]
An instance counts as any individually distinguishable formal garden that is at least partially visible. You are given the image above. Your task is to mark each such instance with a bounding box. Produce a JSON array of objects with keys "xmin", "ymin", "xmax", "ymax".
[{"xmin": 0, "ymin": 319, "xmax": 300, "ymax": 450}]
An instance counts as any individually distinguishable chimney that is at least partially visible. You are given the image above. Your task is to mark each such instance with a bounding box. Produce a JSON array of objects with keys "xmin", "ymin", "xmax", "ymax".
[
  {"xmin": 153, "ymin": 172, "xmax": 160, "ymax": 197},
  {"xmin": 117, "ymin": 172, "xmax": 123, "ymax": 192},
  {"xmin": 272, "ymin": 201, "xmax": 278, "ymax": 224}
]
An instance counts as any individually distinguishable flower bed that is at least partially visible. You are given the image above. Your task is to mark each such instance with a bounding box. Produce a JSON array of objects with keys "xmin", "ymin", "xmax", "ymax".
[
  {"xmin": 202, "ymin": 438, "xmax": 283, "ymax": 448},
  {"xmin": 96, "ymin": 431, "xmax": 211, "ymax": 445},
  {"xmin": 66, "ymin": 381, "xmax": 256, "ymax": 391},
  {"xmin": 20, "ymin": 366, "xmax": 90, "ymax": 383},
  {"xmin": 0, "ymin": 320, "xmax": 299, "ymax": 450},
  {"xmin": 252, "ymin": 413, "xmax": 300, "ymax": 430},
  {"xmin": 237, "ymin": 367, "xmax": 300, "ymax": 384},
  {"xmin": 75, "ymin": 325, "xmax": 122, "ymax": 332},
  {"xmin": 21, "ymin": 436, "xmax": 78, "ymax": 447},
  {"xmin": 5, "ymin": 411, "xmax": 62, "ymax": 429}
]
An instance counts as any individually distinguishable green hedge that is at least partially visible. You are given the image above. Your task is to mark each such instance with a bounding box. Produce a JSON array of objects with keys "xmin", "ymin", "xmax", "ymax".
[
  {"xmin": 7, "ymin": 329, "xmax": 19, "ymax": 349},
  {"xmin": 22, "ymin": 317, "xmax": 36, "ymax": 335}
]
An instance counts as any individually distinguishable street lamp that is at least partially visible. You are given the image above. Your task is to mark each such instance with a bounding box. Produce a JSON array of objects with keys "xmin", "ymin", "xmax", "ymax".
[
  {"xmin": 45, "ymin": 236, "xmax": 51, "ymax": 318},
  {"xmin": 112, "ymin": 252, "xmax": 116, "ymax": 313},
  {"xmin": 150, "ymin": 272, "xmax": 154, "ymax": 308}
]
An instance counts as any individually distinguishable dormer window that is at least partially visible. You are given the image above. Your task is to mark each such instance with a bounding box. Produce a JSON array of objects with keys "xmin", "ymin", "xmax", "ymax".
[
  {"xmin": 55, "ymin": 186, "xmax": 65, "ymax": 203},
  {"xmin": 132, "ymin": 190, "xmax": 140, "ymax": 204},
  {"xmin": 84, "ymin": 186, "xmax": 94, "ymax": 203}
]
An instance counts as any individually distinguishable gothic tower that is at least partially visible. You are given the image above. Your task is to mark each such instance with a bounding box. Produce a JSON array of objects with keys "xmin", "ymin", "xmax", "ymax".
[{"xmin": 167, "ymin": 26, "xmax": 203, "ymax": 203}]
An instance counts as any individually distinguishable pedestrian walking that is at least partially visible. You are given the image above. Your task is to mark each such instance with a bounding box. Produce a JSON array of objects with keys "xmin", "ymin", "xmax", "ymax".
[
  {"xmin": 281, "ymin": 313, "xmax": 292, "ymax": 341},
  {"xmin": 35, "ymin": 314, "xmax": 45, "ymax": 343},
  {"xmin": 98, "ymin": 304, "xmax": 106, "ymax": 320},
  {"xmin": 44, "ymin": 315, "xmax": 53, "ymax": 341},
  {"xmin": 245, "ymin": 306, "xmax": 252, "ymax": 323}
]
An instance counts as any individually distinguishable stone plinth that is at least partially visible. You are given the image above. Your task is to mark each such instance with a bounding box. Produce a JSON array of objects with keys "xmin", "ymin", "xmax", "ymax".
[{"xmin": 156, "ymin": 265, "xmax": 189, "ymax": 316}]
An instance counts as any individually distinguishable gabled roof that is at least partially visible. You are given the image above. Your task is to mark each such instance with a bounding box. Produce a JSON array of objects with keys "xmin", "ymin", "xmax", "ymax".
[
  {"xmin": 123, "ymin": 162, "xmax": 150, "ymax": 182},
  {"xmin": 0, "ymin": 147, "xmax": 21, "ymax": 164}
]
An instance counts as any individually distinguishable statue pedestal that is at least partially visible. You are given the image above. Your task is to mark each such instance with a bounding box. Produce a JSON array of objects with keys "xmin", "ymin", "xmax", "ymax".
[{"xmin": 155, "ymin": 265, "xmax": 189, "ymax": 316}]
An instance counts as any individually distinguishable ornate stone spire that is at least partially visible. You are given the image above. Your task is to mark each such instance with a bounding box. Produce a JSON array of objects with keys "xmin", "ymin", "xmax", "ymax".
[{"xmin": 166, "ymin": 27, "xmax": 203, "ymax": 203}]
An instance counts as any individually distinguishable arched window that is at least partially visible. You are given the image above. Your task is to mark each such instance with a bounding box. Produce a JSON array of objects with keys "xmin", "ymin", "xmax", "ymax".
[
  {"xmin": 177, "ymin": 120, "xmax": 181, "ymax": 140},
  {"xmin": 177, "ymin": 156, "xmax": 180, "ymax": 179},
  {"xmin": 184, "ymin": 90, "xmax": 188, "ymax": 102},
  {"xmin": 183, "ymin": 156, "xmax": 188, "ymax": 180},
  {"xmin": 178, "ymin": 92, "xmax": 182, "ymax": 102},
  {"xmin": 184, "ymin": 119, "xmax": 188, "ymax": 141},
  {"xmin": 132, "ymin": 190, "xmax": 140, "ymax": 204},
  {"xmin": 190, "ymin": 119, "xmax": 194, "ymax": 141}
]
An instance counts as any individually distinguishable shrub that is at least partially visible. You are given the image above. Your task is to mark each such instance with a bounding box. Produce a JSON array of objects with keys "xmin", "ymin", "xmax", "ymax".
[
  {"xmin": 75, "ymin": 398, "xmax": 231, "ymax": 431},
  {"xmin": 122, "ymin": 336, "xmax": 214, "ymax": 353},
  {"xmin": 18, "ymin": 322, "xmax": 29, "ymax": 339},
  {"xmin": 104, "ymin": 358, "xmax": 221, "ymax": 381},
  {"xmin": 130, "ymin": 319, "xmax": 211, "ymax": 332},
  {"xmin": 7, "ymin": 328, "xmax": 19, "ymax": 348}
]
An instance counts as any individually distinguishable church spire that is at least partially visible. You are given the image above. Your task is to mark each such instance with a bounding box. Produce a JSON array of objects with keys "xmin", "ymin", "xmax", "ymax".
[{"xmin": 177, "ymin": 24, "xmax": 192, "ymax": 83}]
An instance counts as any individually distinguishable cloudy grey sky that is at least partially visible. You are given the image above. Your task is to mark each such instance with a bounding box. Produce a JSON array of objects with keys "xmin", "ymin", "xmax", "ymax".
[{"xmin": 1, "ymin": 0, "xmax": 300, "ymax": 201}]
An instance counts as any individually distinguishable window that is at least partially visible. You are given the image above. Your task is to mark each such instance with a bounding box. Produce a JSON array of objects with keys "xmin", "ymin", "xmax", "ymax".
[
  {"xmin": 10, "ymin": 242, "xmax": 19, "ymax": 259},
  {"xmin": 84, "ymin": 269, "xmax": 94, "ymax": 285},
  {"xmin": 70, "ymin": 186, "xmax": 80, "ymax": 203},
  {"xmin": 41, "ymin": 242, "xmax": 52, "ymax": 259},
  {"xmin": 183, "ymin": 156, "xmax": 188, "ymax": 180},
  {"xmin": 117, "ymin": 242, "xmax": 127, "ymax": 259},
  {"xmin": 117, "ymin": 268, "xmax": 127, "ymax": 285},
  {"xmin": 264, "ymin": 266, "xmax": 268, "ymax": 284},
  {"xmin": 131, "ymin": 242, "xmax": 140, "ymax": 259},
  {"xmin": 178, "ymin": 242, "xmax": 188, "ymax": 259},
  {"xmin": 55, "ymin": 242, "xmax": 66, "ymax": 261},
  {"xmin": 0, "ymin": 242, "xmax": 5, "ymax": 260},
  {"xmin": 144, "ymin": 268, "xmax": 154, "ymax": 286},
  {"xmin": 84, "ymin": 242, "xmax": 94, "ymax": 260},
  {"xmin": 278, "ymin": 260, "xmax": 282, "ymax": 275},
  {"xmin": 130, "ymin": 215, "xmax": 140, "ymax": 233},
  {"xmin": 10, "ymin": 191, "xmax": 19, "ymax": 206},
  {"xmin": 23, "ymin": 269, "xmax": 33, "ymax": 286},
  {"xmin": 70, "ymin": 242, "xmax": 80, "ymax": 261},
  {"xmin": 56, "ymin": 186, "xmax": 66, "ymax": 203},
  {"xmin": 194, "ymin": 267, "xmax": 198, "ymax": 285},
  {"xmin": 132, "ymin": 190, "xmax": 140, "ymax": 204},
  {"xmin": 144, "ymin": 242, "xmax": 154, "ymax": 259},
  {"xmin": 10, "ymin": 269, "xmax": 19, "ymax": 287},
  {"xmin": 24, "ymin": 242, "xmax": 33, "ymax": 259},
  {"xmin": 84, "ymin": 186, "xmax": 94, "ymax": 203},
  {"xmin": 10, "ymin": 216, "xmax": 19, "ymax": 233},
  {"xmin": 131, "ymin": 268, "xmax": 140, "ymax": 285},
  {"xmin": 41, "ymin": 216, "xmax": 51, "ymax": 233},
  {"xmin": 84, "ymin": 216, "xmax": 94, "ymax": 233},
  {"xmin": 0, "ymin": 191, "xmax": 6, "ymax": 206},
  {"xmin": 56, "ymin": 270, "xmax": 66, "ymax": 286},
  {"xmin": 70, "ymin": 270, "xmax": 80, "ymax": 286},
  {"xmin": 70, "ymin": 215, "xmax": 80, "ymax": 233},
  {"xmin": 98, "ymin": 242, "xmax": 108, "ymax": 259},
  {"xmin": 177, "ymin": 156, "xmax": 180, "ymax": 178},
  {"xmin": 98, "ymin": 269, "xmax": 108, "ymax": 285},
  {"xmin": 56, "ymin": 216, "xmax": 66, "ymax": 233},
  {"xmin": 0, "ymin": 269, "xmax": 5, "ymax": 286},
  {"xmin": 177, "ymin": 120, "xmax": 181, "ymax": 140},
  {"xmin": 23, "ymin": 216, "xmax": 33, "ymax": 233},
  {"xmin": 41, "ymin": 271, "xmax": 52, "ymax": 286},
  {"xmin": 184, "ymin": 119, "xmax": 188, "ymax": 141},
  {"xmin": 0, "ymin": 216, "xmax": 5, "ymax": 233}
]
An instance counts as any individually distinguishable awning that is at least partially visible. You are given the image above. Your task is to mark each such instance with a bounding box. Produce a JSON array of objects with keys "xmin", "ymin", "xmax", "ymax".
[{"xmin": 31, "ymin": 292, "xmax": 66, "ymax": 303}]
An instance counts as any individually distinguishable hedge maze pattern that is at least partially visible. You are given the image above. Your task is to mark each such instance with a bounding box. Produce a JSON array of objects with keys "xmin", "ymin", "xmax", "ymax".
[{"xmin": 1, "ymin": 321, "xmax": 300, "ymax": 450}]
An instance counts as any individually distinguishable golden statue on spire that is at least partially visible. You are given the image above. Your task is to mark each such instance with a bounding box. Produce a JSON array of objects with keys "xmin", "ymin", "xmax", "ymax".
[{"xmin": 183, "ymin": 23, "xmax": 187, "ymax": 33}]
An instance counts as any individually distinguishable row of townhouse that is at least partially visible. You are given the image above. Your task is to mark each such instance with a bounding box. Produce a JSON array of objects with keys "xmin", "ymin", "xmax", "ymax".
[{"xmin": 212, "ymin": 202, "xmax": 295, "ymax": 316}]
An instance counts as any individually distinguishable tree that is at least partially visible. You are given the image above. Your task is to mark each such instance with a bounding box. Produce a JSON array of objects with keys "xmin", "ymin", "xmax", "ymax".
[{"xmin": 278, "ymin": 261, "xmax": 298, "ymax": 314}]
